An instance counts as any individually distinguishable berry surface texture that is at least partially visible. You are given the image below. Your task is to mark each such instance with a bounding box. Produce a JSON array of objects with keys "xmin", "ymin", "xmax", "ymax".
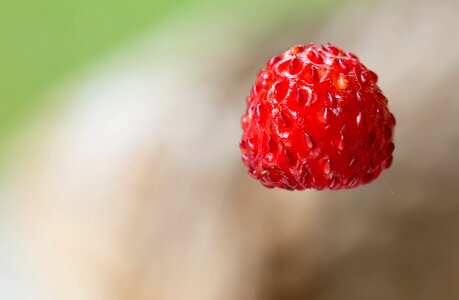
[{"xmin": 240, "ymin": 43, "xmax": 395, "ymax": 191}]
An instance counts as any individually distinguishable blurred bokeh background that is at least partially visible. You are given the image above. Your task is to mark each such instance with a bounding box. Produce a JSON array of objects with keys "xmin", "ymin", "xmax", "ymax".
[{"xmin": 1, "ymin": 0, "xmax": 459, "ymax": 299}]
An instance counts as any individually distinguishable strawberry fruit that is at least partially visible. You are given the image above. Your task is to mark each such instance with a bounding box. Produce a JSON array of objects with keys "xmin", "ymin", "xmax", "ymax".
[{"xmin": 240, "ymin": 43, "xmax": 395, "ymax": 190}]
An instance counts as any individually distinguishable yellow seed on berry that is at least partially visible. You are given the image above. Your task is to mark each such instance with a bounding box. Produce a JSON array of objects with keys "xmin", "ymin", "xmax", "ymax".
[{"xmin": 337, "ymin": 74, "xmax": 349, "ymax": 90}]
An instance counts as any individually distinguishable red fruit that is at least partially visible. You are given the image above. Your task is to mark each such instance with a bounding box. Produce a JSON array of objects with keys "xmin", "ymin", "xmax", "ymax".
[{"xmin": 240, "ymin": 43, "xmax": 395, "ymax": 190}]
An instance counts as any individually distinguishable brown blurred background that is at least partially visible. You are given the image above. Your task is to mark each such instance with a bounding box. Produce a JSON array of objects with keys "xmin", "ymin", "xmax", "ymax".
[{"xmin": 1, "ymin": 0, "xmax": 459, "ymax": 299}]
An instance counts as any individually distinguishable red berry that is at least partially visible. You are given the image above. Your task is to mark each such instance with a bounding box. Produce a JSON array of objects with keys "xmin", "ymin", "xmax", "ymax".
[{"xmin": 240, "ymin": 43, "xmax": 395, "ymax": 190}]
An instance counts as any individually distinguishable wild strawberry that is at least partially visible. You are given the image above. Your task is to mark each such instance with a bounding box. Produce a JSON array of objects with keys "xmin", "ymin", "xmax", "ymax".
[{"xmin": 240, "ymin": 43, "xmax": 395, "ymax": 190}]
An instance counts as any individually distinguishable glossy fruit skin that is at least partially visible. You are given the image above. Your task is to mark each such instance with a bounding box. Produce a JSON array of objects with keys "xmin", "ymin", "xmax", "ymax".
[{"xmin": 240, "ymin": 43, "xmax": 395, "ymax": 190}]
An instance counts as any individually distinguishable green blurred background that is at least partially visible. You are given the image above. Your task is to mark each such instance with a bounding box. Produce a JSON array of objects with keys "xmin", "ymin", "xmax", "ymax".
[{"xmin": 1, "ymin": 0, "xmax": 193, "ymax": 141}]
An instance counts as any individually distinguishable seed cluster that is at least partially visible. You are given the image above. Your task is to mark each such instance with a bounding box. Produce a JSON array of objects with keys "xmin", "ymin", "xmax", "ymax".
[{"xmin": 240, "ymin": 43, "xmax": 395, "ymax": 190}]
